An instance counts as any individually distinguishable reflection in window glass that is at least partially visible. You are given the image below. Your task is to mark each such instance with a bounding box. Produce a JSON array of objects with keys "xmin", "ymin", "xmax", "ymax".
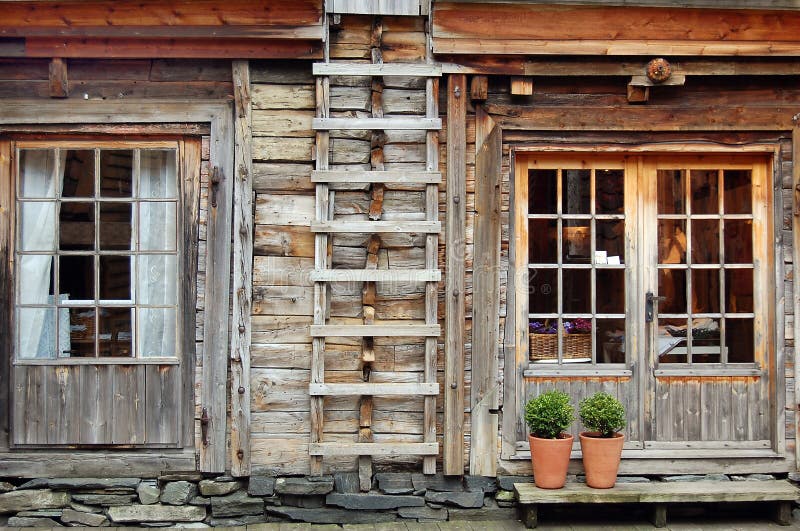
[
  {"xmin": 562, "ymin": 169, "xmax": 590, "ymax": 214},
  {"xmin": 100, "ymin": 150, "xmax": 133, "ymax": 198},
  {"xmin": 691, "ymin": 219, "xmax": 719, "ymax": 264},
  {"xmin": 724, "ymin": 219, "xmax": 753, "ymax": 263},
  {"xmin": 595, "ymin": 170, "xmax": 624, "ymax": 214},
  {"xmin": 528, "ymin": 219, "xmax": 557, "ymax": 264},
  {"xmin": 691, "ymin": 269, "xmax": 720, "ymax": 314},
  {"xmin": 657, "ymin": 170, "xmax": 685, "ymax": 214},
  {"xmin": 62, "ymin": 150, "xmax": 95, "ymax": 198},
  {"xmin": 724, "ymin": 170, "xmax": 751, "ymax": 214},
  {"xmin": 690, "ymin": 169, "xmax": 718, "ymax": 215},
  {"xmin": 658, "ymin": 220, "xmax": 686, "ymax": 264},
  {"xmin": 529, "ymin": 169, "xmax": 557, "ymax": 214}
]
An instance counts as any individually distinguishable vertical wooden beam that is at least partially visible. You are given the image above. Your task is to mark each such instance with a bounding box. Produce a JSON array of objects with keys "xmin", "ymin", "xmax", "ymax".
[
  {"xmin": 200, "ymin": 109, "xmax": 234, "ymax": 473},
  {"xmin": 470, "ymin": 106, "xmax": 501, "ymax": 476},
  {"xmin": 0, "ymin": 140, "xmax": 11, "ymax": 452},
  {"xmin": 627, "ymin": 84, "xmax": 650, "ymax": 104},
  {"xmin": 48, "ymin": 58, "xmax": 68, "ymax": 98},
  {"xmin": 230, "ymin": 60, "xmax": 252, "ymax": 477},
  {"xmin": 470, "ymin": 75, "xmax": 488, "ymax": 103},
  {"xmin": 444, "ymin": 73, "xmax": 466, "ymax": 475},
  {"xmin": 792, "ymin": 124, "xmax": 800, "ymax": 469}
]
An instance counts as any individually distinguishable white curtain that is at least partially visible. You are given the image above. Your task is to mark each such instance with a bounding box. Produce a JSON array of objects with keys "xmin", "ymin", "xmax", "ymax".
[
  {"xmin": 138, "ymin": 150, "xmax": 177, "ymax": 357},
  {"xmin": 18, "ymin": 150, "xmax": 67, "ymax": 358}
]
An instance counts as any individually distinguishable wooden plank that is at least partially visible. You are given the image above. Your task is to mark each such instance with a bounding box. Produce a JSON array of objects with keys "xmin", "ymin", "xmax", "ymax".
[
  {"xmin": 7, "ymin": 25, "xmax": 324, "ymax": 40},
  {"xmin": 0, "ymin": 139, "xmax": 10, "ymax": 450},
  {"xmin": 111, "ymin": 365, "xmax": 145, "ymax": 445},
  {"xmin": 311, "ymin": 169, "xmax": 441, "ymax": 184},
  {"xmin": 444, "ymin": 73, "xmax": 467, "ymax": 475},
  {"xmin": 48, "ymin": 57, "xmax": 68, "ymax": 98},
  {"xmin": 310, "ymin": 269, "xmax": 441, "ymax": 282},
  {"xmin": 469, "ymin": 109, "xmax": 501, "ymax": 477},
  {"xmin": 310, "ymin": 324, "xmax": 441, "ymax": 337},
  {"xmin": 794, "ymin": 124, "xmax": 800, "ymax": 468},
  {"xmin": 200, "ymin": 103, "xmax": 235, "ymax": 473},
  {"xmin": 313, "ymin": 117, "xmax": 442, "ymax": 131},
  {"xmin": 79, "ymin": 365, "xmax": 112, "ymax": 444},
  {"xmin": 230, "ymin": 60, "xmax": 252, "ymax": 477},
  {"xmin": 311, "ymin": 220, "xmax": 440, "ymax": 233},
  {"xmin": 328, "ymin": 0, "xmax": 429, "ymax": 16},
  {"xmin": 313, "ymin": 62, "xmax": 441, "ymax": 77},
  {"xmin": 45, "ymin": 366, "xmax": 80, "ymax": 444},
  {"xmin": 510, "ymin": 76, "xmax": 533, "ymax": 96},
  {"xmin": 0, "ymin": 451, "xmax": 196, "ymax": 477},
  {"xmin": 309, "ymin": 442, "xmax": 438, "ymax": 456},
  {"xmin": 309, "ymin": 383, "xmax": 440, "ymax": 396},
  {"xmin": 144, "ymin": 364, "xmax": 180, "ymax": 446}
]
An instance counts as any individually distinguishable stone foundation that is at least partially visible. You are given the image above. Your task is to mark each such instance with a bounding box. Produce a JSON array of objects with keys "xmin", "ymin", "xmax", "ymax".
[{"xmin": 0, "ymin": 472, "xmax": 784, "ymax": 527}]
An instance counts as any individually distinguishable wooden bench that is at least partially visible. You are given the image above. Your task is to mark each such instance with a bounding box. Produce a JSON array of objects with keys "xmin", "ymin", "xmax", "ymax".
[{"xmin": 514, "ymin": 480, "xmax": 799, "ymax": 528}]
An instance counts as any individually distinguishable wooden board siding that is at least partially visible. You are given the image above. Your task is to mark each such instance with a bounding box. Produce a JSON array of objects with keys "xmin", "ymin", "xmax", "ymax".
[{"xmin": 432, "ymin": 2, "xmax": 800, "ymax": 56}]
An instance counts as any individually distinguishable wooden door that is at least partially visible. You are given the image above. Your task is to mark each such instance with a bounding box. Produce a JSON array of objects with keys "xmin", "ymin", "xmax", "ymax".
[{"xmin": 641, "ymin": 155, "xmax": 775, "ymax": 453}]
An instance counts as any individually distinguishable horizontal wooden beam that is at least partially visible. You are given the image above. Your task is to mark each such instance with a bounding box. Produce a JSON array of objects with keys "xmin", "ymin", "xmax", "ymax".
[
  {"xmin": 309, "ymin": 382, "xmax": 440, "ymax": 396},
  {"xmin": 313, "ymin": 62, "xmax": 442, "ymax": 77},
  {"xmin": 311, "ymin": 170, "xmax": 441, "ymax": 184},
  {"xmin": 1, "ymin": 25, "xmax": 324, "ymax": 40},
  {"xmin": 629, "ymin": 74, "xmax": 686, "ymax": 87},
  {"xmin": 313, "ymin": 117, "xmax": 442, "ymax": 130},
  {"xmin": 309, "ymin": 442, "xmax": 439, "ymax": 456},
  {"xmin": 310, "ymin": 269, "xmax": 441, "ymax": 282},
  {"xmin": 309, "ymin": 324, "xmax": 441, "ymax": 337},
  {"xmin": 310, "ymin": 220, "xmax": 441, "ymax": 233}
]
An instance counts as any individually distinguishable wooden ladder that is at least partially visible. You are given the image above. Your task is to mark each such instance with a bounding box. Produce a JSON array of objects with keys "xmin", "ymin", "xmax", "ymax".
[{"xmin": 309, "ymin": 16, "xmax": 442, "ymax": 479}]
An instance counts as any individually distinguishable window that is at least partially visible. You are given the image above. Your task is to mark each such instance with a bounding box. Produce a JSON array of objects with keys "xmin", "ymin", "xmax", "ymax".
[{"xmin": 15, "ymin": 142, "xmax": 180, "ymax": 362}]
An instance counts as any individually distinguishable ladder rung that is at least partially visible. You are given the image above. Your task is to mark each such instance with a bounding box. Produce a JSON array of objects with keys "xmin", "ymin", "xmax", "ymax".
[
  {"xmin": 310, "ymin": 269, "xmax": 440, "ymax": 282},
  {"xmin": 309, "ymin": 442, "xmax": 439, "ymax": 456},
  {"xmin": 313, "ymin": 63, "xmax": 442, "ymax": 77},
  {"xmin": 312, "ymin": 170, "xmax": 441, "ymax": 184},
  {"xmin": 313, "ymin": 117, "xmax": 442, "ymax": 131},
  {"xmin": 310, "ymin": 324, "xmax": 441, "ymax": 337},
  {"xmin": 309, "ymin": 382, "xmax": 439, "ymax": 396},
  {"xmin": 310, "ymin": 221, "xmax": 440, "ymax": 233}
]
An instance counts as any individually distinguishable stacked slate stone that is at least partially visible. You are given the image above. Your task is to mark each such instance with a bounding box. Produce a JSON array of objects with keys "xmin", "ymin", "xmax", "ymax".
[{"xmin": 0, "ymin": 472, "xmax": 780, "ymax": 526}]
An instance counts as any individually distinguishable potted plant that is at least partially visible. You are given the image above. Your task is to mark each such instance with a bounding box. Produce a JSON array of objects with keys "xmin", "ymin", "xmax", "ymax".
[
  {"xmin": 524, "ymin": 389, "xmax": 575, "ymax": 489},
  {"xmin": 578, "ymin": 392, "xmax": 626, "ymax": 488}
]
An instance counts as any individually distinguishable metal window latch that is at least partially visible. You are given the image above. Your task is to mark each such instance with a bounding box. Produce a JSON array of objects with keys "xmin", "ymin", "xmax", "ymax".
[
  {"xmin": 645, "ymin": 291, "xmax": 667, "ymax": 323},
  {"xmin": 210, "ymin": 167, "xmax": 221, "ymax": 208},
  {"xmin": 200, "ymin": 408, "xmax": 210, "ymax": 447}
]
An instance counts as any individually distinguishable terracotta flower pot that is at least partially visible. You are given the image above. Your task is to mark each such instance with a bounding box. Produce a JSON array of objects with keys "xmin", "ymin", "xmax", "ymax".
[
  {"xmin": 529, "ymin": 433, "xmax": 574, "ymax": 489},
  {"xmin": 579, "ymin": 432, "xmax": 624, "ymax": 489}
]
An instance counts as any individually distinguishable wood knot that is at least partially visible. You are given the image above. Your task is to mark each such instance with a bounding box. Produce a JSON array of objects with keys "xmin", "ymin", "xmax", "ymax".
[{"xmin": 646, "ymin": 58, "xmax": 672, "ymax": 84}]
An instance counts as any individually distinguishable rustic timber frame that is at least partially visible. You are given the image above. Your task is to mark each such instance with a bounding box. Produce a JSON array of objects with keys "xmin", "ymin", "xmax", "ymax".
[{"xmin": 0, "ymin": 100, "xmax": 233, "ymax": 476}]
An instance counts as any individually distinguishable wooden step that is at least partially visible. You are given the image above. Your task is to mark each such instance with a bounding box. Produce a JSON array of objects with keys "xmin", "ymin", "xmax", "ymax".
[
  {"xmin": 313, "ymin": 117, "xmax": 442, "ymax": 131},
  {"xmin": 310, "ymin": 220, "xmax": 441, "ymax": 233},
  {"xmin": 309, "ymin": 382, "xmax": 439, "ymax": 396},
  {"xmin": 311, "ymin": 170, "xmax": 441, "ymax": 184},
  {"xmin": 313, "ymin": 63, "xmax": 442, "ymax": 77},
  {"xmin": 309, "ymin": 442, "xmax": 439, "ymax": 456},
  {"xmin": 310, "ymin": 269, "xmax": 441, "ymax": 282},
  {"xmin": 310, "ymin": 324, "xmax": 441, "ymax": 337}
]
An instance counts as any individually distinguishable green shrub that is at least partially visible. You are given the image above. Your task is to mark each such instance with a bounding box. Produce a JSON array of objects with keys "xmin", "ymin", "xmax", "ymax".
[
  {"xmin": 579, "ymin": 392, "xmax": 626, "ymax": 438},
  {"xmin": 524, "ymin": 389, "xmax": 575, "ymax": 439}
]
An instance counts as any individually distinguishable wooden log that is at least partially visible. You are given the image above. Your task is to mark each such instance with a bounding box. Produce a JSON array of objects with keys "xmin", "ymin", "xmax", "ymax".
[
  {"xmin": 309, "ymin": 383, "xmax": 439, "ymax": 396},
  {"xmin": 48, "ymin": 57, "xmax": 68, "ymax": 98},
  {"xmin": 510, "ymin": 76, "xmax": 533, "ymax": 96},
  {"xmin": 309, "ymin": 442, "xmax": 438, "ymax": 456},
  {"xmin": 444, "ymin": 73, "xmax": 467, "ymax": 475},
  {"xmin": 310, "ymin": 324, "xmax": 441, "ymax": 337},
  {"xmin": 793, "ymin": 124, "xmax": 800, "ymax": 470},
  {"xmin": 313, "ymin": 62, "xmax": 442, "ymax": 77}
]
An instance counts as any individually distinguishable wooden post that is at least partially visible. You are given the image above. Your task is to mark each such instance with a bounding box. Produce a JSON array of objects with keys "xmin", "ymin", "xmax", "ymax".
[
  {"xmin": 444, "ymin": 73, "xmax": 467, "ymax": 475},
  {"xmin": 470, "ymin": 106, "xmax": 501, "ymax": 476},
  {"xmin": 627, "ymin": 84, "xmax": 650, "ymax": 104},
  {"xmin": 792, "ymin": 123, "xmax": 800, "ymax": 471},
  {"xmin": 230, "ymin": 60, "xmax": 252, "ymax": 477},
  {"xmin": 470, "ymin": 75, "xmax": 488, "ymax": 103},
  {"xmin": 48, "ymin": 58, "xmax": 68, "ymax": 98}
]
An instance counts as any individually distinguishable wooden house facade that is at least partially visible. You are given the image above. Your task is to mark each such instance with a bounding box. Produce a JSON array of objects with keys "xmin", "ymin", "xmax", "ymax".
[{"xmin": 1, "ymin": 0, "xmax": 800, "ymax": 525}]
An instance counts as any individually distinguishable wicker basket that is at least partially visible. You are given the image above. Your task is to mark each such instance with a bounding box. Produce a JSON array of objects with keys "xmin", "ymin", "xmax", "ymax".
[{"xmin": 529, "ymin": 333, "xmax": 591, "ymax": 361}]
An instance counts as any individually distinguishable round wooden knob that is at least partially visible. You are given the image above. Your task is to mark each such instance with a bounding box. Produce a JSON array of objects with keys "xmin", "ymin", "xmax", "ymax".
[{"xmin": 646, "ymin": 58, "xmax": 672, "ymax": 84}]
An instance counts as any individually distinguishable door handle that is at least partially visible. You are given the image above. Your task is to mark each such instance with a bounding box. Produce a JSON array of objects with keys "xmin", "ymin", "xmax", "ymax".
[{"xmin": 645, "ymin": 291, "xmax": 666, "ymax": 323}]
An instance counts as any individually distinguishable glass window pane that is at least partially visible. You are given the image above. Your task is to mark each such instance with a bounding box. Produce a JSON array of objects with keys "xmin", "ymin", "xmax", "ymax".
[
  {"xmin": 19, "ymin": 149, "xmax": 58, "ymax": 198},
  {"xmin": 597, "ymin": 269, "xmax": 624, "ymax": 314},
  {"xmin": 563, "ymin": 268, "xmax": 590, "ymax": 314},
  {"xmin": 529, "ymin": 169, "xmax": 556, "ymax": 214},
  {"xmin": 139, "ymin": 307, "xmax": 177, "ymax": 357},
  {"xmin": 140, "ymin": 150, "xmax": 177, "ymax": 199},
  {"xmin": 67, "ymin": 308, "xmax": 95, "ymax": 357},
  {"xmin": 595, "ymin": 169, "xmax": 624, "ymax": 214},
  {"xmin": 690, "ymin": 317, "xmax": 722, "ymax": 363},
  {"xmin": 562, "ymin": 169, "xmax": 590, "ymax": 214},
  {"xmin": 60, "ymin": 202, "xmax": 94, "ymax": 251},
  {"xmin": 60, "ymin": 255, "xmax": 94, "ymax": 301},
  {"xmin": 19, "ymin": 255, "xmax": 55, "ymax": 305},
  {"xmin": 529, "ymin": 268, "xmax": 557, "ymax": 314},
  {"xmin": 100, "ymin": 150, "xmax": 133, "ymax": 198},
  {"xmin": 138, "ymin": 255, "xmax": 177, "ymax": 305},
  {"xmin": 690, "ymin": 169, "xmax": 718, "ymax": 215},
  {"xmin": 17, "ymin": 307, "xmax": 57, "ymax": 359},
  {"xmin": 528, "ymin": 219, "xmax": 557, "ymax": 263},
  {"xmin": 596, "ymin": 220, "xmax": 624, "ymax": 264},
  {"xmin": 20, "ymin": 202, "xmax": 56, "ymax": 251},
  {"xmin": 658, "ymin": 317, "xmax": 689, "ymax": 364},
  {"xmin": 692, "ymin": 269, "xmax": 720, "ymax": 314},
  {"xmin": 657, "ymin": 169, "xmax": 685, "ymax": 214},
  {"xmin": 658, "ymin": 219, "xmax": 686, "ymax": 264},
  {"xmin": 724, "ymin": 219, "xmax": 752, "ymax": 264},
  {"xmin": 724, "ymin": 170, "xmax": 751, "ymax": 215},
  {"xmin": 727, "ymin": 318, "xmax": 754, "ymax": 363},
  {"xmin": 563, "ymin": 222, "xmax": 590, "ymax": 262},
  {"xmin": 659, "ymin": 269, "xmax": 687, "ymax": 314},
  {"xmin": 691, "ymin": 219, "xmax": 719, "ymax": 264},
  {"xmin": 98, "ymin": 307, "xmax": 133, "ymax": 357},
  {"xmin": 99, "ymin": 202, "xmax": 132, "ymax": 250},
  {"xmin": 139, "ymin": 202, "xmax": 177, "ymax": 251},
  {"xmin": 597, "ymin": 318, "xmax": 625, "ymax": 364},
  {"xmin": 726, "ymin": 269, "xmax": 753, "ymax": 313},
  {"xmin": 62, "ymin": 150, "xmax": 95, "ymax": 198},
  {"xmin": 99, "ymin": 256, "xmax": 131, "ymax": 301}
]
